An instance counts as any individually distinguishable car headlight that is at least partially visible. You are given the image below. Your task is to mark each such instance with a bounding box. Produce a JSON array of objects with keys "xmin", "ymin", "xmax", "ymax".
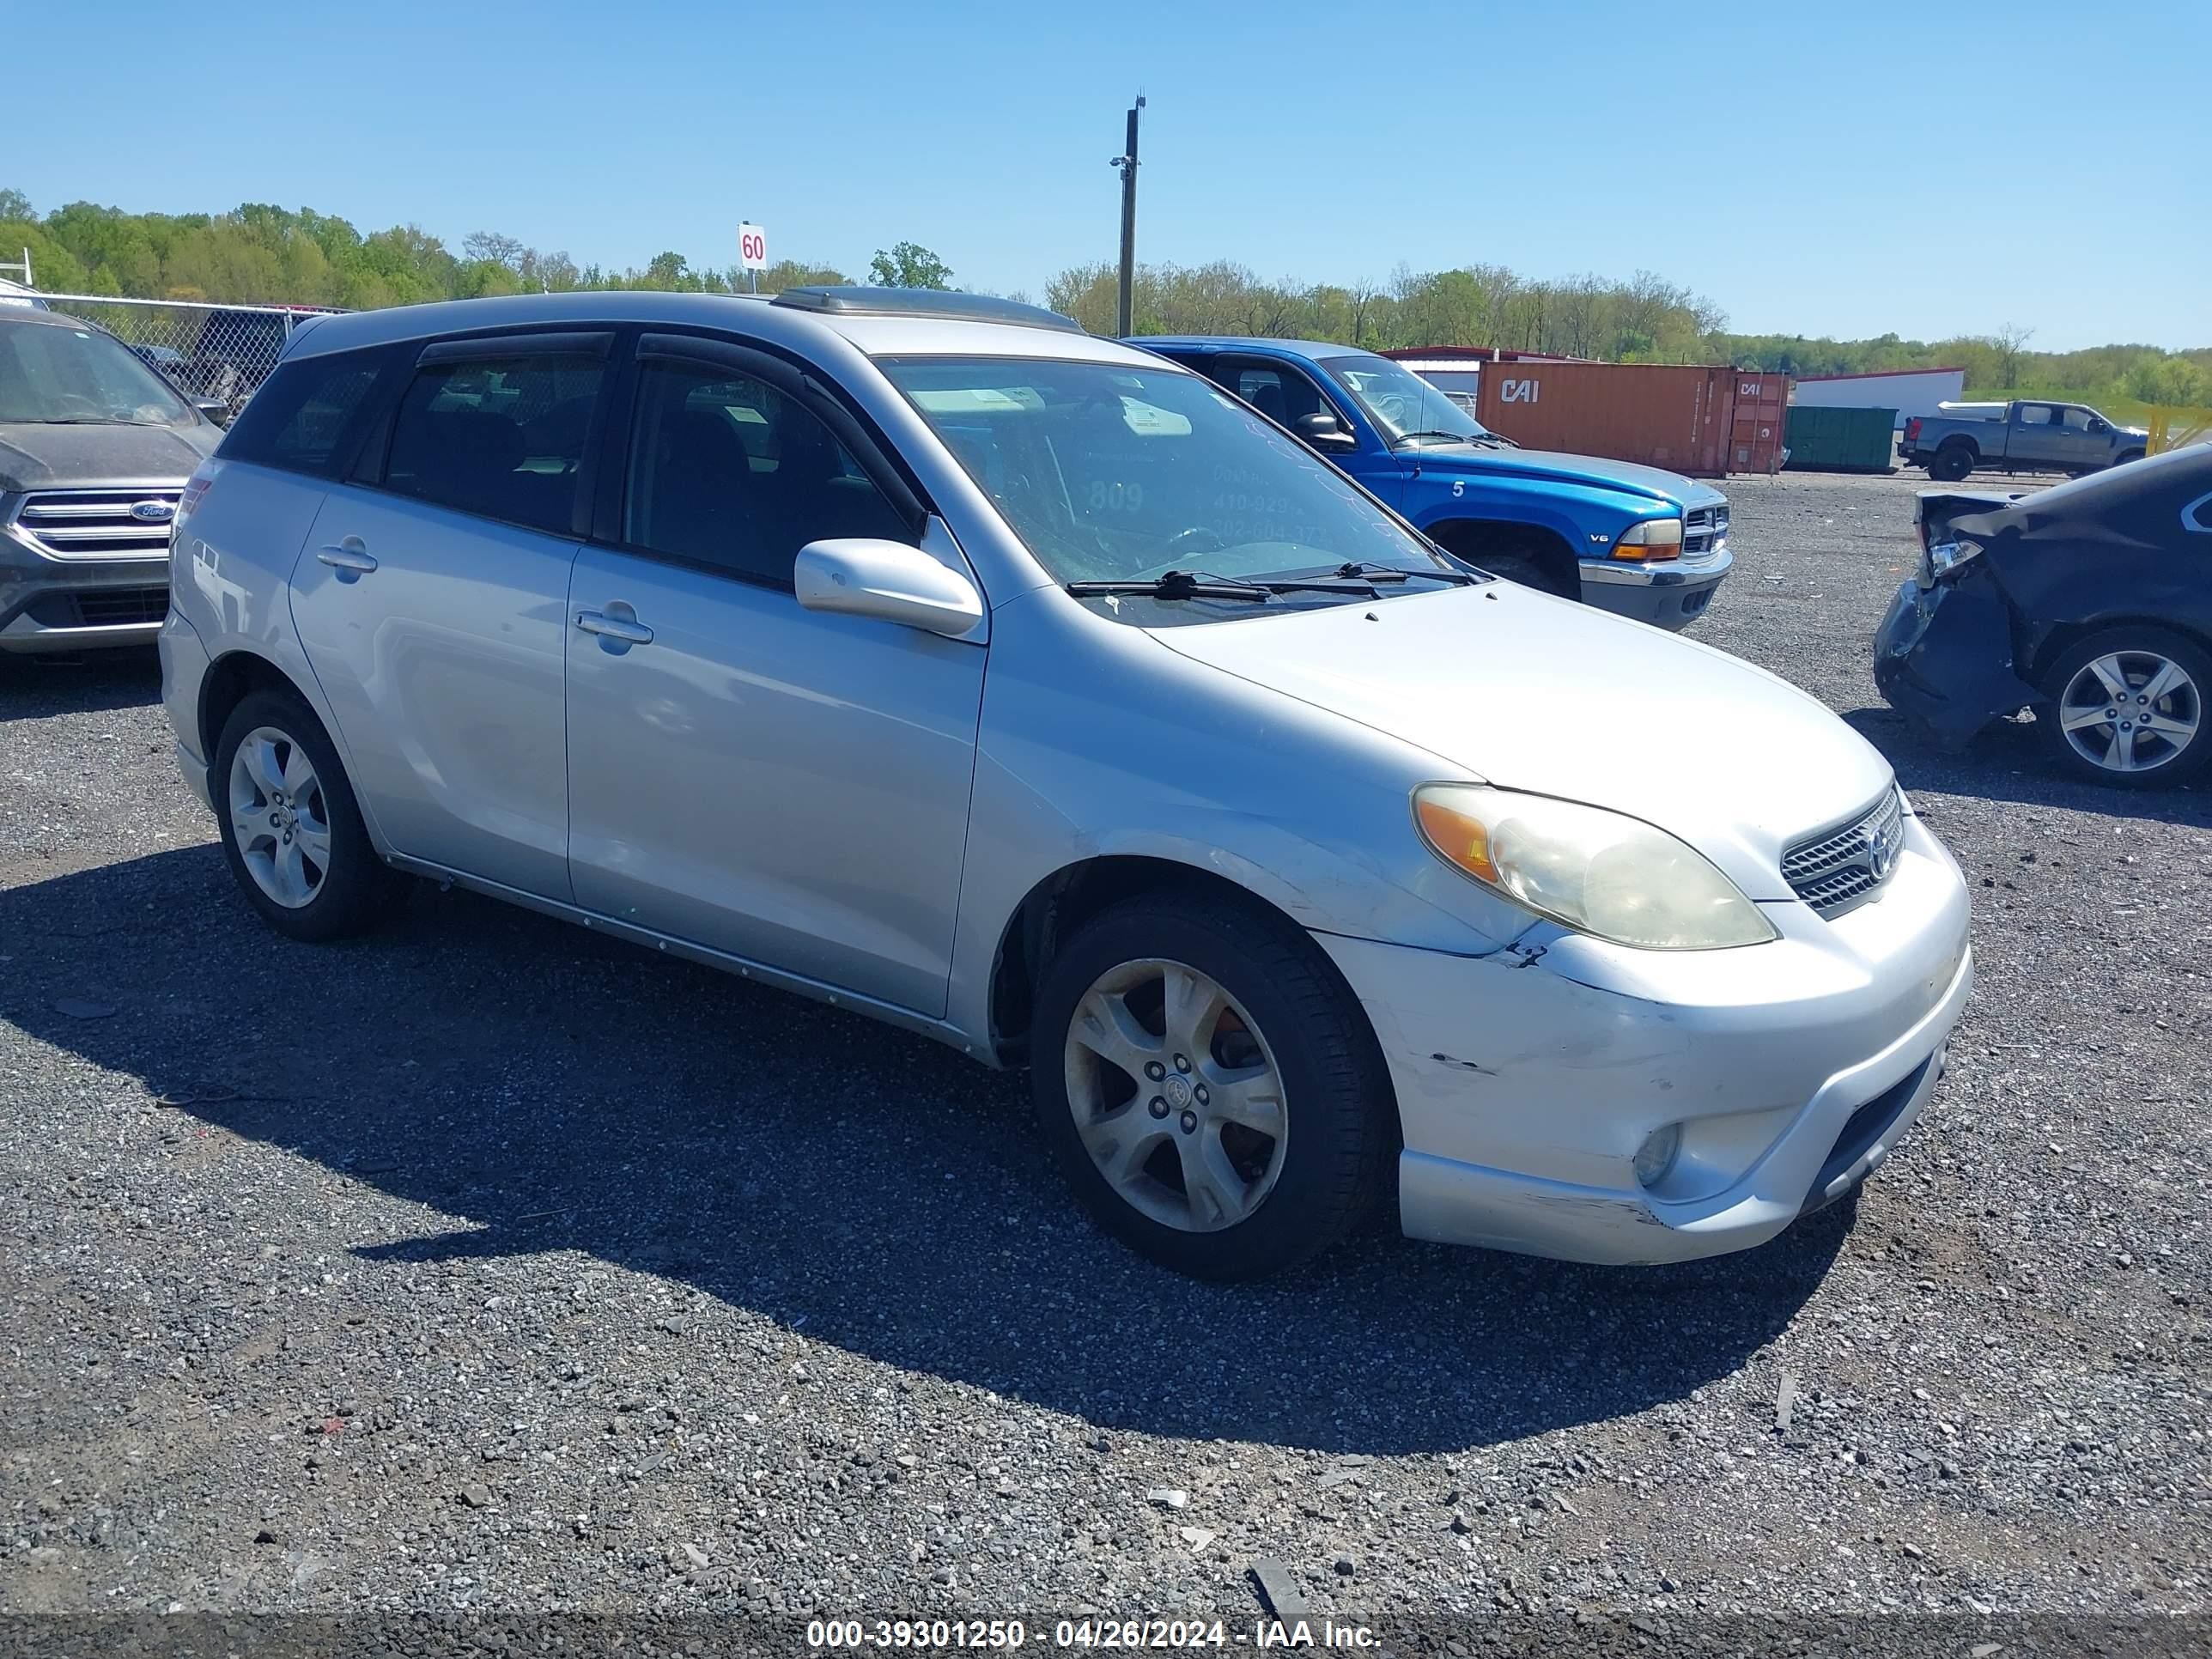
[
  {"xmin": 1413, "ymin": 783, "xmax": 1777, "ymax": 950},
  {"xmin": 1611, "ymin": 517, "xmax": 1683, "ymax": 561},
  {"xmin": 1925, "ymin": 536, "xmax": 1983, "ymax": 580}
]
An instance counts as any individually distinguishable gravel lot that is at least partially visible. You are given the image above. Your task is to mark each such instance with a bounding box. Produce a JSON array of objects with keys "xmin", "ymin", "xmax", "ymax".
[{"xmin": 3, "ymin": 470, "xmax": 2208, "ymax": 1649}]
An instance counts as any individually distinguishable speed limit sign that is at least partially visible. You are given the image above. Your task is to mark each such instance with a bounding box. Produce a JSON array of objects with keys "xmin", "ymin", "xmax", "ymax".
[{"xmin": 738, "ymin": 223, "xmax": 768, "ymax": 270}]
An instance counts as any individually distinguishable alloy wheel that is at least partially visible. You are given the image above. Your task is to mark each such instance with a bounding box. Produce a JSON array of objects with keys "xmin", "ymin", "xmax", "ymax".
[
  {"xmin": 1060, "ymin": 957, "xmax": 1288, "ymax": 1233},
  {"xmin": 2057, "ymin": 651, "xmax": 2201, "ymax": 775},
  {"xmin": 227, "ymin": 726, "xmax": 332, "ymax": 908}
]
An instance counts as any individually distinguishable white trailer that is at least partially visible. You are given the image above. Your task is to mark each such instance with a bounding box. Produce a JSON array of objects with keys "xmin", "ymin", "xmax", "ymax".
[{"xmin": 1792, "ymin": 368, "xmax": 1967, "ymax": 429}]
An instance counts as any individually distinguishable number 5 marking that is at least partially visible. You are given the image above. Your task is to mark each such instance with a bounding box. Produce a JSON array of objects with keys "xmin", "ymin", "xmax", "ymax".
[{"xmin": 1451, "ymin": 480, "xmax": 1465, "ymax": 498}]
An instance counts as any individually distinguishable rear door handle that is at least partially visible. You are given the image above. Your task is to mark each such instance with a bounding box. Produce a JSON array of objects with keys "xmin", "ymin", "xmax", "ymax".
[{"xmin": 575, "ymin": 610, "xmax": 654, "ymax": 646}]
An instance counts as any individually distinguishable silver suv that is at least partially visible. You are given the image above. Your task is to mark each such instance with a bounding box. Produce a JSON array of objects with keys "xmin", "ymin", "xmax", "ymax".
[{"xmin": 161, "ymin": 288, "xmax": 1972, "ymax": 1279}]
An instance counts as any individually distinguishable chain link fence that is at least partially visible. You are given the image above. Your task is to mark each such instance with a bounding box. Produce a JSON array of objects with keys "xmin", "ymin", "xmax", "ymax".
[{"xmin": 25, "ymin": 294, "xmax": 346, "ymax": 420}]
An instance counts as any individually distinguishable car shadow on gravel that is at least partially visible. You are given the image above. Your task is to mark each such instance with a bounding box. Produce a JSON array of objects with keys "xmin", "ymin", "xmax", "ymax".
[
  {"xmin": 3, "ymin": 845, "xmax": 1849, "ymax": 1456},
  {"xmin": 1845, "ymin": 706, "xmax": 2210, "ymax": 826},
  {"xmin": 0, "ymin": 647, "xmax": 164, "ymax": 724}
]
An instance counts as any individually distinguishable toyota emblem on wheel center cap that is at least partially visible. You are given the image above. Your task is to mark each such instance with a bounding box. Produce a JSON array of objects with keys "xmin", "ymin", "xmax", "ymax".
[{"xmin": 1162, "ymin": 1074, "xmax": 1194, "ymax": 1111}]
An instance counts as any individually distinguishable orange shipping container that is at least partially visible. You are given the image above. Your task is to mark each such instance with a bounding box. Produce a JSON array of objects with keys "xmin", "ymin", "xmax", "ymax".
[{"xmin": 1473, "ymin": 362, "xmax": 1790, "ymax": 477}]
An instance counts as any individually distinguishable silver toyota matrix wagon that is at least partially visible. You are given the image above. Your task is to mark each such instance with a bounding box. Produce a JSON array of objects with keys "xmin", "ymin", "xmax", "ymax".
[{"xmin": 160, "ymin": 288, "xmax": 1972, "ymax": 1279}]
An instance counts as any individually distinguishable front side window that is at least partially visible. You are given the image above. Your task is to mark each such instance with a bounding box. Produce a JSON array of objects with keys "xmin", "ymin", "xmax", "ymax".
[
  {"xmin": 623, "ymin": 361, "xmax": 909, "ymax": 585},
  {"xmin": 0, "ymin": 320, "xmax": 197, "ymax": 427},
  {"xmin": 381, "ymin": 354, "xmax": 605, "ymax": 535},
  {"xmin": 1223, "ymin": 361, "xmax": 1334, "ymax": 429},
  {"xmin": 2061, "ymin": 406, "xmax": 2097, "ymax": 432},
  {"xmin": 1321, "ymin": 355, "xmax": 1494, "ymax": 446},
  {"xmin": 881, "ymin": 356, "xmax": 1457, "ymax": 613}
]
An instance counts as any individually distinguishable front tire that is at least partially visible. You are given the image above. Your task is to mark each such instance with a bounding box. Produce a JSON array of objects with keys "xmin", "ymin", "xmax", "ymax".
[
  {"xmin": 2039, "ymin": 629, "xmax": 2210, "ymax": 787},
  {"xmin": 1031, "ymin": 890, "xmax": 1394, "ymax": 1279},
  {"xmin": 213, "ymin": 688, "xmax": 403, "ymax": 939},
  {"xmin": 2112, "ymin": 449, "xmax": 2145, "ymax": 470},
  {"xmin": 1468, "ymin": 539, "xmax": 1578, "ymax": 599}
]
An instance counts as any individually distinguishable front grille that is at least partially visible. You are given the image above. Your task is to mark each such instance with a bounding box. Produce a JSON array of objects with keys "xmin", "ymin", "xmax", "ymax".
[
  {"xmin": 1800, "ymin": 1050, "xmax": 1936, "ymax": 1213},
  {"xmin": 12, "ymin": 489, "xmax": 183, "ymax": 558},
  {"xmin": 1782, "ymin": 787, "xmax": 1905, "ymax": 916},
  {"xmin": 1683, "ymin": 501, "xmax": 1730, "ymax": 556},
  {"xmin": 21, "ymin": 586, "xmax": 171, "ymax": 629},
  {"xmin": 72, "ymin": 586, "xmax": 171, "ymax": 626}
]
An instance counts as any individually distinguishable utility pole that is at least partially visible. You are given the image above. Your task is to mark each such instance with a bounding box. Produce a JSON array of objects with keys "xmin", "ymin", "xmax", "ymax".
[{"xmin": 1111, "ymin": 95, "xmax": 1145, "ymax": 337}]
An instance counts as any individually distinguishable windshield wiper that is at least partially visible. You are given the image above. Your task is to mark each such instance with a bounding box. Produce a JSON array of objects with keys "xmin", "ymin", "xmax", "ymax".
[
  {"xmin": 1327, "ymin": 559, "xmax": 1482, "ymax": 586},
  {"xmin": 21, "ymin": 416, "xmax": 164, "ymax": 427},
  {"xmin": 1066, "ymin": 568, "xmax": 1389, "ymax": 603},
  {"xmin": 1389, "ymin": 429, "xmax": 1475, "ymax": 448},
  {"xmin": 1066, "ymin": 569, "xmax": 1274, "ymax": 603}
]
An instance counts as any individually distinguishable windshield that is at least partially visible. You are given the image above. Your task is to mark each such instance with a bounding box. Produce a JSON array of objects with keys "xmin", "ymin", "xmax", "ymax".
[
  {"xmin": 0, "ymin": 321, "xmax": 198, "ymax": 427},
  {"xmin": 1322, "ymin": 355, "xmax": 1493, "ymax": 446},
  {"xmin": 881, "ymin": 356, "xmax": 1459, "ymax": 600}
]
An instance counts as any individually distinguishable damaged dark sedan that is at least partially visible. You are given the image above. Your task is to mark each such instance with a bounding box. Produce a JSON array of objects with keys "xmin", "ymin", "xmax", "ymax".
[{"xmin": 1875, "ymin": 446, "xmax": 2212, "ymax": 787}]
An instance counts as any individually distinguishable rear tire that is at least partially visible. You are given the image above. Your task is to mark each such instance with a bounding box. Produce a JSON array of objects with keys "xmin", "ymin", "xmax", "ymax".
[
  {"xmin": 2037, "ymin": 628, "xmax": 2210, "ymax": 788},
  {"xmin": 212, "ymin": 688, "xmax": 404, "ymax": 940},
  {"xmin": 1927, "ymin": 445, "xmax": 1974, "ymax": 483},
  {"xmin": 1030, "ymin": 890, "xmax": 1394, "ymax": 1279}
]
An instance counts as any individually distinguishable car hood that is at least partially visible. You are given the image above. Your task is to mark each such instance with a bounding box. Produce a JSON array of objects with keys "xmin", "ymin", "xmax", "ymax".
[
  {"xmin": 0, "ymin": 421, "xmax": 219, "ymax": 492},
  {"xmin": 1407, "ymin": 444, "xmax": 1725, "ymax": 510},
  {"xmin": 1148, "ymin": 582, "xmax": 1890, "ymax": 896}
]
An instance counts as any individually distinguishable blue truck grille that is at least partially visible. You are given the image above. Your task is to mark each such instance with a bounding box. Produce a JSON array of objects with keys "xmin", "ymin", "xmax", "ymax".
[{"xmin": 1683, "ymin": 502, "xmax": 1730, "ymax": 557}]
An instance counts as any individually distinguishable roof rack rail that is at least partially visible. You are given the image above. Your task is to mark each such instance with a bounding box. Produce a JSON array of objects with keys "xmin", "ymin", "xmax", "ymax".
[{"xmin": 771, "ymin": 286, "xmax": 1085, "ymax": 333}]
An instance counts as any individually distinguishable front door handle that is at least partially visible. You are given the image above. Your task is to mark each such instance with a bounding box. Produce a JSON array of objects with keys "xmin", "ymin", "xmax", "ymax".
[
  {"xmin": 316, "ymin": 540, "xmax": 377, "ymax": 574},
  {"xmin": 575, "ymin": 609, "xmax": 654, "ymax": 646}
]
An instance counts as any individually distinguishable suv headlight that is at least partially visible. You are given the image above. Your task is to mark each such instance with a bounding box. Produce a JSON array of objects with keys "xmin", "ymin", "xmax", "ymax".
[{"xmin": 1413, "ymin": 784, "xmax": 1777, "ymax": 950}]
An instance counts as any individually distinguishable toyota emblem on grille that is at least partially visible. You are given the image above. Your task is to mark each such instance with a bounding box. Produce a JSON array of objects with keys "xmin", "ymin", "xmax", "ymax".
[
  {"xmin": 130, "ymin": 500, "xmax": 176, "ymax": 524},
  {"xmin": 1866, "ymin": 821, "xmax": 1898, "ymax": 884}
]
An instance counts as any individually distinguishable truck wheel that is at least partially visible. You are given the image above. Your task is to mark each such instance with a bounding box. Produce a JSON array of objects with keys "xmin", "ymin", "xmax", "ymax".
[
  {"xmin": 2039, "ymin": 629, "xmax": 2210, "ymax": 788},
  {"xmin": 1928, "ymin": 445, "xmax": 1974, "ymax": 483},
  {"xmin": 2112, "ymin": 449, "xmax": 2145, "ymax": 470}
]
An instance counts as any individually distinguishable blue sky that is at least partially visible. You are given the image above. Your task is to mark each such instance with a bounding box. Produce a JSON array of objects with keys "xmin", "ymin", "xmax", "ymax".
[{"xmin": 9, "ymin": 0, "xmax": 2208, "ymax": 349}]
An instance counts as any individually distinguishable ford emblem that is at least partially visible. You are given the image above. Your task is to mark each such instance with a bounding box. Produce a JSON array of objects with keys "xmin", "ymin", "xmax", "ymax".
[{"xmin": 131, "ymin": 500, "xmax": 177, "ymax": 524}]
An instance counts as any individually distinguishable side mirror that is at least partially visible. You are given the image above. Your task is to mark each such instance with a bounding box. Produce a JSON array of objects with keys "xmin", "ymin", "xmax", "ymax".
[
  {"xmin": 193, "ymin": 396, "xmax": 232, "ymax": 427},
  {"xmin": 1294, "ymin": 410, "xmax": 1358, "ymax": 452},
  {"xmin": 794, "ymin": 538, "xmax": 984, "ymax": 640}
]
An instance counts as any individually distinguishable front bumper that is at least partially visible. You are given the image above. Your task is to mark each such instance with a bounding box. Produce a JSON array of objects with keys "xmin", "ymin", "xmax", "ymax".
[
  {"xmin": 1580, "ymin": 542, "xmax": 1732, "ymax": 630},
  {"xmin": 1873, "ymin": 574, "xmax": 2041, "ymax": 744},
  {"xmin": 1, "ymin": 506, "xmax": 172, "ymax": 654},
  {"xmin": 1317, "ymin": 809, "xmax": 1972, "ymax": 1266}
]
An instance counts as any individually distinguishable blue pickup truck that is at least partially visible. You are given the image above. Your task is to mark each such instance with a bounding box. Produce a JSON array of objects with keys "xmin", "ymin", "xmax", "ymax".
[{"xmin": 1136, "ymin": 337, "xmax": 1732, "ymax": 629}]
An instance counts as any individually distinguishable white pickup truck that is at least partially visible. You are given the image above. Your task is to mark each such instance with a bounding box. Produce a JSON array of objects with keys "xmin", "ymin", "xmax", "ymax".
[{"xmin": 1900, "ymin": 399, "xmax": 2148, "ymax": 482}]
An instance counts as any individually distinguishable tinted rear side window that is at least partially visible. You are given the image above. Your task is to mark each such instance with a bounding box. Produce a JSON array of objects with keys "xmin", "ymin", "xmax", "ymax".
[
  {"xmin": 380, "ymin": 356, "xmax": 605, "ymax": 536},
  {"xmin": 216, "ymin": 349, "xmax": 387, "ymax": 477}
]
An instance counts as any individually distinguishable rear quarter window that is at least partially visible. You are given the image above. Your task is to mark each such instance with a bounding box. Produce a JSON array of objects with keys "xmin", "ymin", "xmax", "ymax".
[{"xmin": 218, "ymin": 349, "xmax": 389, "ymax": 477}]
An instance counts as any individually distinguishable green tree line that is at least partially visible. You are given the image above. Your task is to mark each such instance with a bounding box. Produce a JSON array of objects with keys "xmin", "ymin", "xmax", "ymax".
[{"xmin": 5, "ymin": 188, "xmax": 2203, "ymax": 407}]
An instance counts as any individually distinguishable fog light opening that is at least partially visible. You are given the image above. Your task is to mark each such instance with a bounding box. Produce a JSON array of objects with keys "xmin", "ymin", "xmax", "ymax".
[{"xmin": 1633, "ymin": 1123, "xmax": 1682, "ymax": 1190}]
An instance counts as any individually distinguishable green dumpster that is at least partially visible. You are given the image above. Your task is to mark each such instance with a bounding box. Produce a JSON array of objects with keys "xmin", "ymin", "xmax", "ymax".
[{"xmin": 1784, "ymin": 405, "xmax": 1896, "ymax": 473}]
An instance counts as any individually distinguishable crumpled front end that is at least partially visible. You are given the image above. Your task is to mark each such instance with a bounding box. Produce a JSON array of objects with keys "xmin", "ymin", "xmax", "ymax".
[{"xmin": 1873, "ymin": 568, "xmax": 2043, "ymax": 745}]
